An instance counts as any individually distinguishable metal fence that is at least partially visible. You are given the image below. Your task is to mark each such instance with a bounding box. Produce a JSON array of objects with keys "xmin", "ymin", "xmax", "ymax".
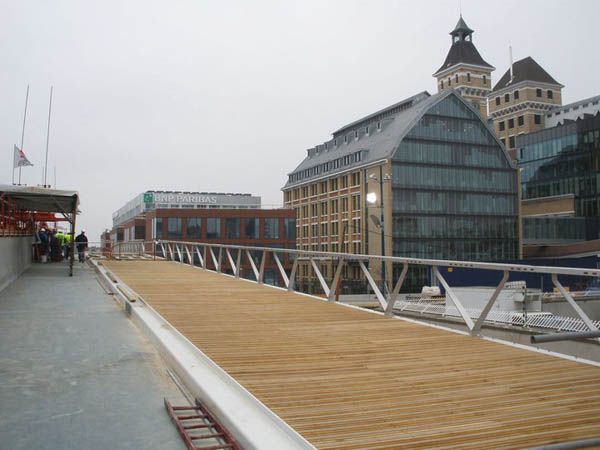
[{"xmin": 111, "ymin": 239, "xmax": 600, "ymax": 338}]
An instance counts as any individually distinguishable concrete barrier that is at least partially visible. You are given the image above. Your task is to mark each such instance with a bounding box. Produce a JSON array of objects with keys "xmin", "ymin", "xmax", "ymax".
[{"xmin": 0, "ymin": 237, "xmax": 32, "ymax": 293}]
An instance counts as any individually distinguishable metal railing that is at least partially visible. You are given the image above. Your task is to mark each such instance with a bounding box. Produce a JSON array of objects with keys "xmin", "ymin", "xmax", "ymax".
[{"xmin": 111, "ymin": 239, "xmax": 600, "ymax": 338}]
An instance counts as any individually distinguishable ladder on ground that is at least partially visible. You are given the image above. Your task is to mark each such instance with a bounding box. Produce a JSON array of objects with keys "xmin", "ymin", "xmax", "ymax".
[{"xmin": 164, "ymin": 398, "xmax": 241, "ymax": 450}]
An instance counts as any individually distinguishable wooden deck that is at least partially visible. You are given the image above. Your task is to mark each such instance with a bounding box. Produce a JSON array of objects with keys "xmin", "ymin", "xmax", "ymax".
[{"xmin": 104, "ymin": 260, "xmax": 600, "ymax": 449}]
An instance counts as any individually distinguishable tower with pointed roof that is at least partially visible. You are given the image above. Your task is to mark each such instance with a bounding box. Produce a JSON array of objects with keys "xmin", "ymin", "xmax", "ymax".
[
  {"xmin": 488, "ymin": 56, "xmax": 563, "ymax": 158},
  {"xmin": 433, "ymin": 16, "xmax": 495, "ymax": 117}
]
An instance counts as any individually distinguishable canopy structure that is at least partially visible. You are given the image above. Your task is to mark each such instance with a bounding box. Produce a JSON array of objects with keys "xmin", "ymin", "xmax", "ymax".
[
  {"xmin": 0, "ymin": 184, "xmax": 79, "ymax": 214},
  {"xmin": 0, "ymin": 184, "xmax": 80, "ymax": 276}
]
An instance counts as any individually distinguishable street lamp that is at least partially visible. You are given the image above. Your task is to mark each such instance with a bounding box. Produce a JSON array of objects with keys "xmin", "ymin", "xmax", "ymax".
[{"xmin": 368, "ymin": 172, "xmax": 391, "ymax": 295}]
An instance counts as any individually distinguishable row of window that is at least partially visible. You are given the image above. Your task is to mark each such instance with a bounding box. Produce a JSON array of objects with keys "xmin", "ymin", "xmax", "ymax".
[
  {"xmin": 295, "ymin": 195, "xmax": 362, "ymax": 218},
  {"xmin": 523, "ymin": 217, "xmax": 588, "ymax": 243},
  {"xmin": 440, "ymin": 72, "xmax": 487, "ymax": 89},
  {"xmin": 395, "ymin": 139, "xmax": 508, "ymax": 169},
  {"xmin": 392, "ymin": 164, "xmax": 516, "ymax": 193},
  {"xmin": 286, "ymin": 172, "xmax": 361, "ymax": 201},
  {"xmin": 392, "ymin": 190, "xmax": 517, "ymax": 216},
  {"xmin": 408, "ymin": 114, "xmax": 497, "ymax": 146},
  {"xmin": 393, "ymin": 238, "xmax": 518, "ymax": 261},
  {"xmin": 392, "ymin": 215, "xmax": 518, "ymax": 240},
  {"xmin": 519, "ymin": 130, "xmax": 600, "ymax": 163},
  {"xmin": 288, "ymin": 150, "xmax": 366, "ymax": 184},
  {"xmin": 498, "ymin": 114, "xmax": 541, "ymax": 132},
  {"xmin": 299, "ymin": 218, "xmax": 362, "ymax": 239},
  {"xmin": 153, "ymin": 217, "xmax": 296, "ymax": 241},
  {"xmin": 494, "ymin": 88, "xmax": 554, "ymax": 106}
]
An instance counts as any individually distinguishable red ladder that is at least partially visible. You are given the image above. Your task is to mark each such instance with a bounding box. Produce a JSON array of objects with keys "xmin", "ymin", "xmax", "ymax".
[{"xmin": 164, "ymin": 398, "xmax": 241, "ymax": 450}]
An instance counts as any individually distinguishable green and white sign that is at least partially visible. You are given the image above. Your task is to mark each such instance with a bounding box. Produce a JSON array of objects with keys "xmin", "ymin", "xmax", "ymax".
[{"xmin": 143, "ymin": 193, "xmax": 154, "ymax": 203}]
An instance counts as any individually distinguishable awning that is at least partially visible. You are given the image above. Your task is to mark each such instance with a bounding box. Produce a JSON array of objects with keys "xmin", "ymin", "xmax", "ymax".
[{"xmin": 0, "ymin": 184, "xmax": 79, "ymax": 215}]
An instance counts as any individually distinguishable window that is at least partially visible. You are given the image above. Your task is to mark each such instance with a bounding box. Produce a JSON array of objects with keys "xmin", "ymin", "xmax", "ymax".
[
  {"xmin": 344, "ymin": 135, "xmax": 347, "ymax": 143},
  {"xmin": 311, "ymin": 203, "xmax": 318, "ymax": 217},
  {"xmin": 331, "ymin": 222, "xmax": 339, "ymax": 236},
  {"xmin": 244, "ymin": 218, "xmax": 259, "ymax": 239},
  {"xmin": 495, "ymin": 97, "xmax": 500, "ymax": 106},
  {"xmin": 508, "ymin": 118, "xmax": 514, "ymax": 129},
  {"xmin": 514, "ymin": 90, "xmax": 519, "ymax": 100},
  {"xmin": 341, "ymin": 197, "xmax": 348, "ymax": 212},
  {"xmin": 509, "ymin": 136, "xmax": 515, "ymax": 148},
  {"xmin": 320, "ymin": 201, "xmax": 328, "ymax": 215},
  {"xmin": 264, "ymin": 218, "xmax": 279, "ymax": 239},
  {"xmin": 320, "ymin": 181, "xmax": 327, "ymax": 193},
  {"xmin": 167, "ymin": 217, "xmax": 182, "ymax": 239},
  {"xmin": 448, "ymin": 77, "xmax": 451, "ymax": 86},
  {"xmin": 352, "ymin": 194, "xmax": 361, "ymax": 211},
  {"xmin": 536, "ymin": 88, "xmax": 542, "ymax": 97},
  {"xmin": 365, "ymin": 126, "xmax": 369, "ymax": 135},
  {"xmin": 377, "ymin": 121, "xmax": 381, "ymax": 130},
  {"xmin": 206, "ymin": 218, "xmax": 221, "ymax": 239},
  {"xmin": 341, "ymin": 175, "xmax": 348, "ymax": 188},
  {"xmin": 284, "ymin": 218, "xmax": 296, "ymax": 240},
  {"xmin": 441, "ymin": 80, "xmax": 444, "ymax": 89},
  {"xmin": 331, "ymin": 199, "xmax": 339, "ymax": 214},
  {"xmin": 534, "ymin": 114, "xmax": 542, "ymax": 125},
  {"xmin": 225, "ymin": 218, "xmax": 240, "ymax": 239},
  {"xmin": 499, "ymin": 121, "xmax": 505, "ymax": 131},
  {"xmin": 354, "ymin": 130, "xmax": 358, "ymax": 140},
  {"xmin": 518, "ymin": 115, "xmax": 524, "ymax": 126},
  {"xmin": 351, "ymin": 172, "xmax": 361, "ymax": 186},
  {"xmin": 547, "ymin": 90, "xmax": 553, "ymax": 99},
  {"xmin": 467, "ymin": 73, "xmax": 471, "ymax": 82},
  {"xmin": 321, "ymin": 223, "xmax": 328, "ymax": 236},
  {"xmin": 504, "ymin": 93, "xmax": 510, "ymax": 102},
  {"xmin": 483, "ymin": 75, "xmax": 487, "ymax": 85},
  {"xmin": 500, "ymin": 138, "xmax": 506, "ymax": 146},
  {"xmin": 155, "ymin": 217, "xmax": 163, "ymax": 239},
  {"xmin": 330, "ymin": 178, "xmax": 338, "ymax": 191},
  {"xmin": 455, "ymin": 74, "xmax": 459, "ymax": 83},
  {"xmin": 187, "ymin": 218, "xmax": 201, "ymax": 239}
]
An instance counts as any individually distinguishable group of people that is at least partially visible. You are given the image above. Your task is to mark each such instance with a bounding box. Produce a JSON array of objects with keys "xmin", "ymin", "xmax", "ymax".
[{"xmin": 36, "ymin": 228, "xmax": 88, "ymax": 263}]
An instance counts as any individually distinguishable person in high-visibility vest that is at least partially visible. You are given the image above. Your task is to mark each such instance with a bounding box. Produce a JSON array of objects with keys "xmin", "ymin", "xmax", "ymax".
[{"xmin": 64, "ymin": 232, "xmax": 73, "ymax": 259}]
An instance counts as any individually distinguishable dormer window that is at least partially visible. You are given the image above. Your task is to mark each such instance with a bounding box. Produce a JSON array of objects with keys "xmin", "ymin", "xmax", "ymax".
[
  {"xmin": 441, "ymin": 80, "xmax": 444, "ymax": 89},
  {"xmin": 377, "ymin": 121, "xmax": 381, "ymax": 131},
  {"xmin": 344, "ymin": 135, "xmax": 347, "ymax": 144},
  {"xmin": 483, "ymin": 75, "xmax": 487, "ymax": 85},
  {"xmin": 455, "ymin": 74, "xmax": 458, "ymax": 83},
  {"xmin": 334, "ymin": 138, "xmax": 337, "ymax": 146},
  {"xmin": 467, "ymin": 73, "xmax": 471, "ymax": 82},
  {"xmin": 365, "ymin": 125, "xmax": 369, "ymax": 135},
  {"xmin": 448, "ymin": 77, "xmax": 451, "ymax": 86},
  {"xmin": 354, "ymin": 130, "xmax": 358, "ymax": 140}
]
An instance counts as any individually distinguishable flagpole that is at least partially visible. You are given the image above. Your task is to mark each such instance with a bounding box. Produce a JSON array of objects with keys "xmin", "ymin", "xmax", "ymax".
[
  {"xmin": 16, "ymin": 85, "xmax": 29, "ymax": 185},
  {"xmin": 43, "ymin": 86, "xmax": 53, "ymax": 188}
]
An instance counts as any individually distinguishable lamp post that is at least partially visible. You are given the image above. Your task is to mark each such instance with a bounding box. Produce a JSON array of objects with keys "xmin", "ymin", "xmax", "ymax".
[{"xmin": 367, "ymin": 169, "xmax": 391, "ymax": 295}]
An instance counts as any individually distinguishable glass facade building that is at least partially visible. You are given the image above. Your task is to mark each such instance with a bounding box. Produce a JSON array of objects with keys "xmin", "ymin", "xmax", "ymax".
[
  {"xmin": 392, "ymin": 94, "xmax": 519, "ymax": 261},
  {"xmin": 518, "ymin": 113, "xmax": 600, "ymax": 242}
]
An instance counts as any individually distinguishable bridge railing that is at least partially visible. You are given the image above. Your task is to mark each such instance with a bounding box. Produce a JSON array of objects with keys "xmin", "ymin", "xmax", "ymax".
[{"xmin": 111, "ymin": 239, "xmax": 600, "ymax": 338}]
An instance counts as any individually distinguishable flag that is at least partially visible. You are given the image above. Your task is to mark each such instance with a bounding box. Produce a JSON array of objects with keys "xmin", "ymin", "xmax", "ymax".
[{"xmin": 13, "ymin": 145, "xmax": 33, "ymax": 168}]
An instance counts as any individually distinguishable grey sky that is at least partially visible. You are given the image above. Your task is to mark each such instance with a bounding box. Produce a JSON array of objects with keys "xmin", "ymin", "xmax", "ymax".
[{"xmin": 2, "ymin": 0, "xmax": 599, "ymax": 240}]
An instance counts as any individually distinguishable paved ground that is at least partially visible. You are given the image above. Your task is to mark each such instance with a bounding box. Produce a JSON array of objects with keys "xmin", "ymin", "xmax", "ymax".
[{"xmin": 0, "ymin": 262, "xmax": 185, "ymax": 450}]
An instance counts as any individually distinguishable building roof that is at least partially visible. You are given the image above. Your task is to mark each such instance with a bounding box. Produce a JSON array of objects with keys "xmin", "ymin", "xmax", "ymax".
[
  {"xmin": 451, "ymin": 15, "xmax": 474, "ymax": 35},
  {"xmin": 284, "ymin": 89, "xmax": 511, "ymax": 188},
  {"xmin": 493, "ymin": 56, "xmax": 562, "ymax": 91},
  {"xmin": 433, "ymin": 16, "xmax": 493, "ymax": 76}
]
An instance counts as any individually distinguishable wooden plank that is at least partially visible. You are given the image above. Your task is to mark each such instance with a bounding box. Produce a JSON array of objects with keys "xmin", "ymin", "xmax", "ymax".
[{"xmin": 104, "ymin": 260, "xmax": 600, "ymax": 449}]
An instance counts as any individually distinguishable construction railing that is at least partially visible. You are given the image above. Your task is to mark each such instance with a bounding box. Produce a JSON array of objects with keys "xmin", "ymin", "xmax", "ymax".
[
  {"xmin": 111, "ymin": 240, "xmax": 600, "ymax": 338},
  {"xmin": 0, "ymin": 194, "xmax": 35, "ymax": 237}
]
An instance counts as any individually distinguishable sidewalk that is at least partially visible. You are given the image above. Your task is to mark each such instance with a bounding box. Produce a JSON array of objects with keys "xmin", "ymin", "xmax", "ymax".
[{"xmin": 0, "ymin": 262, "xmax": 185, "ymax": 450}]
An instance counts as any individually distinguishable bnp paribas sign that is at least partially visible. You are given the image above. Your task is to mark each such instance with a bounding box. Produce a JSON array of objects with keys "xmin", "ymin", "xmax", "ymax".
[{"xmin": 144, "ymin": 192, "xmax": 218, "ymax": 204}]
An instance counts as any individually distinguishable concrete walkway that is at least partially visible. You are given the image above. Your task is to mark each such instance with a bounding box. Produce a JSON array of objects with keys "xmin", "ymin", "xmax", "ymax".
[{"xmin": 0, "ymin": 262, "xmax": 185, "ymax": 450}]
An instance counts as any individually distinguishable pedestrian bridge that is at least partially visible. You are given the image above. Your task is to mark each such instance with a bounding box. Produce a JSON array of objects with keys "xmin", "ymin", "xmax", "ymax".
[{"xmin": 102, "ymin": 258, "xmax": 600, "ymax": 449}]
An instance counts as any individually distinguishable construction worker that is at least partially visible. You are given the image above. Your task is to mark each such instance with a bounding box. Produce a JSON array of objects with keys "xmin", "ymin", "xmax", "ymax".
[
  {"xmin": 75, "ymin": 229, "xmax": 88, "ymax": 263},
  {"xmin": 64, "ymin": 232, "xmax": 72, "ymax": 259}
]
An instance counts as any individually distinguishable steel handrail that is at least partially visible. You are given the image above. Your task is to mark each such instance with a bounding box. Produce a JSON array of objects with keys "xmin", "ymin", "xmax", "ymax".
[{"xmin": 111, "ymin": 239, "xmax": 600, "ymax": 340}]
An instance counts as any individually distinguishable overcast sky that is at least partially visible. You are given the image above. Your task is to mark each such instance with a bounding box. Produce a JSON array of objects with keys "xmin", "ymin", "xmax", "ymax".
[{"xmin": 2, "ymin": 0, "xmax": 599, "ymax": 240}]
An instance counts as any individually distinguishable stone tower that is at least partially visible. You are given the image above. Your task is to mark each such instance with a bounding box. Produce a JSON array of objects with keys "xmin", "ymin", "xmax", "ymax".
[{"xmin": 433, "ymin": 16, "xmax": 495, "ymax": 117}]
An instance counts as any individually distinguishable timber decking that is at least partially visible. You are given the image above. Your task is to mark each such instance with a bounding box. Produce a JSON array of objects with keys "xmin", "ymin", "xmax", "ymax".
[{"xmin": 104, "ymin": 260, "xmax": 600, "ymax": 449}]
